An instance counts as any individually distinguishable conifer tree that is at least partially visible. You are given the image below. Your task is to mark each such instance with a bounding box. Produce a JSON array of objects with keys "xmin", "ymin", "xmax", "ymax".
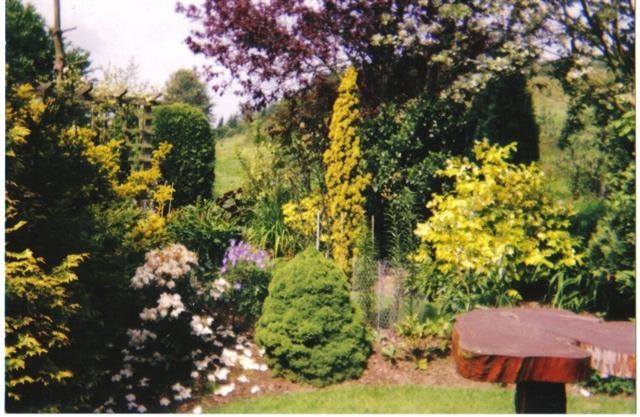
[{"xmin": 323, "ymin": 67, "xmax": 371, "ymax": 271}]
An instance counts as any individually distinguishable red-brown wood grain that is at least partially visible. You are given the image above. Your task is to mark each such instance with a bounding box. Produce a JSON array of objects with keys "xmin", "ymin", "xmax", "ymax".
[{"xmin": 452, "ymin": 307, "xmax": 635, "ymax": 383}]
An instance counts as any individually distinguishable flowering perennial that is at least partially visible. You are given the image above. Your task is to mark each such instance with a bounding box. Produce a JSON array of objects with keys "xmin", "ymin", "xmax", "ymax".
[
  {"xmin": 220, "ymin": 240, "xmax": 270, "ymax": 273},
  {"xmin": 96, "ymin": 244, "xmax": 237, "ymax": 413}
]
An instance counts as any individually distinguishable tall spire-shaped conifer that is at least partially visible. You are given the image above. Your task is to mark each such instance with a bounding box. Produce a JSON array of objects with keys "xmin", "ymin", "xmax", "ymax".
[{"xmin": 323, "ymin": 67, "xmax": 370, "ymax": 271}]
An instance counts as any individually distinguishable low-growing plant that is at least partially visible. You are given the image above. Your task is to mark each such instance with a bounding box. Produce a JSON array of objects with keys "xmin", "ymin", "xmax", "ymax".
[
  {"xmin": 580, "ymin": 373, "xmax": 636, "ymax": 397},
  {"xmin": 220, "ymin": 240, "xmax": 272, "ymax": 332},
  {"xmin": 394, "ymin": 313, "xmax": 451, "ymax": 370},
  {"xmin": 256, "ymin": 247, "xmax": 371, "ymax": 387}
]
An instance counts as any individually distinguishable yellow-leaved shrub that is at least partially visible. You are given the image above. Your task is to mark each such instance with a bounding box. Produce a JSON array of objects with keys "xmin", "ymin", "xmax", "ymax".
[
  {"xmin": 5, "ymin": 203, "xmax": 85, "ymax": 404},
  {"xmin": 323, "ymin": 67, "xmax": 371, "ymax": 271},
  {"xmin": 414, "ymin": 141, "xmax": 581, "ymax": 305}
]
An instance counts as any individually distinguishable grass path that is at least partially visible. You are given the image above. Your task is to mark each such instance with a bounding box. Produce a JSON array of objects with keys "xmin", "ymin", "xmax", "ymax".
[
  {"xmin": 206, "ymin": 384, "xmax": 635, "ymax": 414},
  {"xmin": 214, "ymin": 133, "xmax": 258, "ymax": 196}
]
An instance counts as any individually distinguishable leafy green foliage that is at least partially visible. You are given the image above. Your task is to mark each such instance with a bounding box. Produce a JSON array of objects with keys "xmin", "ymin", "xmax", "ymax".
[
  {"xmin": 394, "ymin": 314, "xmax": 451, "ymax": 370},
  {"xmin": 166, "ymin": 199, "xmax": 240, "ymax": 271},
  {"xmin": 385, "ymin": 188, "xmax": 420, "ymax": 266},
  {"xmin": 5, "ymin": 0, "xmax": 54, "ymax": 87},
  {"xmin": 414, "ymin": 141, "xmax": 582, "ymax": 313},
  {"xmin": 580, "ymin": 373, "xmax": 635, "ymax": 397},
  {"xmin": 256, "ymin": 248, "xmax": 371, "ymax": 387},
  {"xmin": 152, "ymin": 103, "xmax": 215, "ymax": 206},
  {"xmin": 223, "ymin": 262, "xmax": 272, "ymax": 332},
  {"xmin": 352, "ymin": 219, "xmax": 378, "ymax": 325},
  {"xmin": 245, "ymin": 186, "xmax": 302, "ymax": 257},
  {"xmin": 467, "ymin": 71, "xmax": 539, "ymax": 163}
]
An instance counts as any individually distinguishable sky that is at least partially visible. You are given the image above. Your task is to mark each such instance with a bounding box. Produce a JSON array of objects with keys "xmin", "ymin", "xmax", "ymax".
[{"xmin": 26, "ymin": 0, "xmax": 241, "ymax": 121}]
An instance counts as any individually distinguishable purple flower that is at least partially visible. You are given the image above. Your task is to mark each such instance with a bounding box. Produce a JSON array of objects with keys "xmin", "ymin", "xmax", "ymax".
[
  {"xmin": 220, "ymin": 240, "xmax": 270, "ymax": 274},
  {"xmin": 233, "ymin": 282, "xmax": 242, "ymax": 290}
]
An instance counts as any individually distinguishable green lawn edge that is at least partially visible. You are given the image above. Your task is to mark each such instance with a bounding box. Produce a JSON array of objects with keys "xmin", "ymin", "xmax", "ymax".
[{"xmin": 206, "ymin": 384, "xmax": 636, "ymax": 414}]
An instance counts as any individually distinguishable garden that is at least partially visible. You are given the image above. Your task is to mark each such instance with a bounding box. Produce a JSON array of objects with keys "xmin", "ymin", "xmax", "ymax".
[{"xmin": 5, "ymin": 0, "xmax": 636, "ymax": 413}]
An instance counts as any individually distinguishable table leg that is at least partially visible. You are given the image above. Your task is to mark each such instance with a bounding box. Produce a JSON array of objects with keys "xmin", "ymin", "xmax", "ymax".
[{"xmin": 515, "ymin": 381, "xmax": 567, "ymax": 413}]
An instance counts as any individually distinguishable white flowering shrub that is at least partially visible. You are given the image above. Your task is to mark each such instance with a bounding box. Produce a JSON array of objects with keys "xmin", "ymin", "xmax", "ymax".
[{"xmin": 95, "ymin": 244, "xmax": 238, "ymax": 413}]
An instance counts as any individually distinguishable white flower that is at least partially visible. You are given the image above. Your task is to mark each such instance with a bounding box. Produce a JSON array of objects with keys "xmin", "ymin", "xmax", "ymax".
[
  {"xmin": 166, "ymin": 280, "xmax": 176, "ymax": 289},
  {"xmin": 127, "ymin": 328, "xmax": 157, "ymax": 348},
  {"xmin": 111, "ymin": 374, "xmax": 122, "ymax": 382},
  {"xmin": 191, "ymin": 371, "xmax": 199, "ymax": 379},
  {"xmin": 214, "ymin": 383, "xmax": 235, "ymax": 396},
  {"xmin": 192, "ymin": 405, "xmax": 203, "ymax": 414},
  {"xmin": 159, "ymin": 397, "xmax": 171, "ymax": 407},
  {"xmin": 125, "ymin": 393, "xmax": 136, "ymax": 402},
  {"xmin": 214, "ymin": 367, "xmax": 230, "ymax": 381},
  {"xmin": 221, "ymin": 348, "xmax": 238, "ymax": 367},
  {"xmin": 138, "ymin": 377, "xmax": 149, "ymax": 387},
  {"xmin": 104, "ymin": 397, "xmax": 115, "ymax": 406},
  {"xmin": 237, "ymin": 375, "xmax": 249, "ymax": 383},
  {"xmin": 137, "ymin": 405, "xmax": 147, "ymax": 413},
  {"xmin": 131, "ymin": 265, "xmax": 154, "ymax": 289},
  {"xmin": 242, "ymin": 348, "xmax": 252, "ymax": 357},
  {"xmin": 207, "ymin": 373, "xmax": 216, "ymax": 382},
  {"xmin": 193, "ymin": 354, "xmax": 215, "ymax": 371},
  {"xmin": 120, "ymin": 366, "xmax": 133, "ymax": 378},
  {"xmin": 156, "ymin": 292, "xmax": 185, "ymax": 319},
  {"xmin": 210, "ymin": 278, "xmax": 229, "ymax": 299},
  {"xmin": 580, "ymin": 388, "xmax": 592, "ymax": 397},
  {"xmin": 131, "ymin": 244, "xmax": 197, "ymax": 288},
  {"xmin": 250, "ymin": 385, "xmax": 261, "ymax": 394},
  {"xmin": 258, "ymin": 348, "xmax": 266, "ymax": 357},
  {"xmin": 190, "ymin": 315, "xmax": 214, "ymax": 336},
  {"xmin": 139, "ymin": 307, "xmax": 158, "ymax": 321},
  {"xmin": 259, "ymin": 364, "xmax": 268, "ymax": 372},
  {"xmin": 172, "ymin": 382, "xmax": 192, "ymax": 401},
  {"xmin": 239, "ymin": 355, "xmax": 260, "ymax": 371}
]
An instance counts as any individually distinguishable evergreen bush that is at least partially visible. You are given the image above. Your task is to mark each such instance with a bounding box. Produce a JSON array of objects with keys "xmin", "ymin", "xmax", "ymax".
[
  {"xmin": 152, "ymin": 103, "xmax": 215, "ymax": 206},
  {"xmin": 256, "ymin": 247, "xmax": 371, "ymax": 386}
]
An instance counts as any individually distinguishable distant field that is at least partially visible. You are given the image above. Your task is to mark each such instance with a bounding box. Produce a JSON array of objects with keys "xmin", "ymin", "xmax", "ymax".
[
  {"xmin": 206, "ymin": 384, "xmax": 636, "ymax": 414},
  {"xmin": 214, "ymin": 133, "xmax": 259, "ymax": 196}
]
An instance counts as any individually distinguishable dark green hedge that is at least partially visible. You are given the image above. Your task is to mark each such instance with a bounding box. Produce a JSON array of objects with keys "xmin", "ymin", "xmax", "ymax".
[
  {"xmin": 256, "ymin": 247, "xmax": 371, "ymax": 386},
  {"xmin": 152, "ymin": 103, "xmax": 214, "ymax": 206}
]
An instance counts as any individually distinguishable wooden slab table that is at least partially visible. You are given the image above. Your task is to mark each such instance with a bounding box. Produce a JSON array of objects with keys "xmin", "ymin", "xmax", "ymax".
[{"xmin": 452, "ymin": 307, "xmax": 635, "ymax": 413}]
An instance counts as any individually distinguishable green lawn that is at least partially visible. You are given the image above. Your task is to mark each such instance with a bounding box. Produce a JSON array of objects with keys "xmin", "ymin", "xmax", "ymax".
[
  {"xmin": 214, "ymin": 133, "xmax": 259, "ymax": 196},
  {"xmin": 206, "ymin": 384, "xmax": 635, "ymax": 414}
]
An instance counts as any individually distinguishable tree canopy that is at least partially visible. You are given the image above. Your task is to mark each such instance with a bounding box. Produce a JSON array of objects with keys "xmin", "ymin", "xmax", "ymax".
[
  {"xmin": 162, "ymin": 68, "xmax": 213, "ymax": 118},
  {"xmin": 177, "ymin": 0, "xmax": 546, "ymax": 109}
]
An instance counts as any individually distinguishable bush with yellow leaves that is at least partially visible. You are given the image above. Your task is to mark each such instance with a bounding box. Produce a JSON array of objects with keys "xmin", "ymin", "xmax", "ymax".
[
  {"xmin": 323, "ymin": 67, "xmax": 371, "ymax": 271},
  {"xmin": 414, "ymin": 141, "xmax": 582, "ymax": 312},
  {"xmin": 5, "ymin": 202, "xmax": 86, "ymax": 411}
]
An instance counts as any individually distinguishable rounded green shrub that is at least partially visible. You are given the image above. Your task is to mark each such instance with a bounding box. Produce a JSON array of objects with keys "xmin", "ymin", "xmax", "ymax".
[{"xmin": 255, "ymin": 247, "xmax": 371, "ymax": 387}]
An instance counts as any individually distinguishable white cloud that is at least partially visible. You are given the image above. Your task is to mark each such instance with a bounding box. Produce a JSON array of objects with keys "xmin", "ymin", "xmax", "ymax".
[{"xmin": 27, "ymin": 0, "xmax": 241, "ymax": 120}]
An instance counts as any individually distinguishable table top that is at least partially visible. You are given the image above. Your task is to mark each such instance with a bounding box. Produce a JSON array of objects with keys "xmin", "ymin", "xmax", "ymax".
[{"xmin": 452, "ymin": 307, "xmax": 636, "ymax": 384}]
